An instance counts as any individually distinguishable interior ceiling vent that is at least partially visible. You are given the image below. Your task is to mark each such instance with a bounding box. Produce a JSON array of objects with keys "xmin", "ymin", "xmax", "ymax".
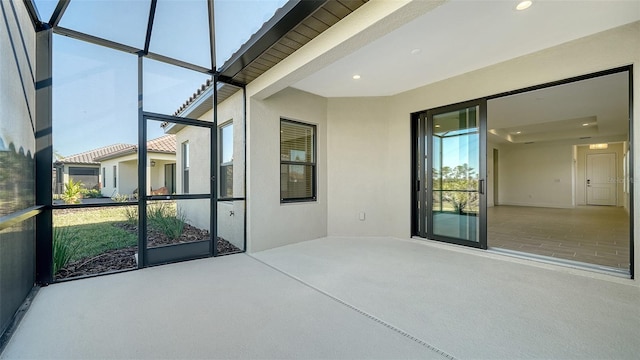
[{"xmin": 579, "ymin": 136, "xmax": 592, "ymax": 139}]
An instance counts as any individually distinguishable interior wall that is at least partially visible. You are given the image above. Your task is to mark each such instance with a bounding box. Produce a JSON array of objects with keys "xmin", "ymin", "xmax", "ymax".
[
  {"xmin": 326, "ymin": 97, "xmax": 392, "ymax": 236},
  {"xmin": 576, "ymin": 143, "xmax": 625, "ymax": 206},
  {"xmin": 497, "ymin": 142, "xmax": 575, "ymax": 208},
  {"xmin": 247, "ymin": 87, "xmax": 328, "ymax": 252}
]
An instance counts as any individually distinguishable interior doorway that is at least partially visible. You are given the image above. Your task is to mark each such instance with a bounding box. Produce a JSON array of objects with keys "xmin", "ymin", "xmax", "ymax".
[{"xmin": 586, "ymin": 153, "xmax": 617, "ymax": 205}]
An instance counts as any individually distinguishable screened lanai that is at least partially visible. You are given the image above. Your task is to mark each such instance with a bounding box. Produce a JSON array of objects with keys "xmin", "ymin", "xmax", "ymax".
[{"xmin": 0, "ymin": 0, "xmax": 367, "ymax": 344}]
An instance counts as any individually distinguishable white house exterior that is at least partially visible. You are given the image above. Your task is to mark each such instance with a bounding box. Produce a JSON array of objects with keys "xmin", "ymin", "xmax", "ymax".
[
  {"xmin": 53, "ymin": 144, "xmax": 131, "ymax": 194},
  {"xmin": 96, "ymin": 135, "xmax": 177, "ymax": 198}
]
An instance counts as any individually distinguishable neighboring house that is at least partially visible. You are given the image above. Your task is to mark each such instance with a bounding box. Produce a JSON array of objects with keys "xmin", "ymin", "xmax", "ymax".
[
  {"xmin": 54, "ymin": 136, "xmax": 176, "ymax": 198},
  {"xmin": 53, "ymin": 143, "xmax": 131, "ymax": 195},
  {"xmin": 96, "ymin": 135, "xmax": 177, "ymax": 198}
]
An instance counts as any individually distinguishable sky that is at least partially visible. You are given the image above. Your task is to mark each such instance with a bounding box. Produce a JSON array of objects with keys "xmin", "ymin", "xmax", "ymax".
[{"xmin": 33, "ymin": 0, "xmax": 286, "ymax": 157}]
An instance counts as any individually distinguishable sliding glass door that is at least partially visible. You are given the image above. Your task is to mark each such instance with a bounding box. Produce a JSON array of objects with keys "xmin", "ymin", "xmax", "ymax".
[{"xmin": 416, "ymin": 100, "xmax": 487, "ymax": 248}]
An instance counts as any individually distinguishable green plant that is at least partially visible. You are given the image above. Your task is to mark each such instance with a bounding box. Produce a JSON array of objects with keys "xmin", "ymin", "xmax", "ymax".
[
  {"xmin": 123, "ymin": 205, "xmax": 138, "ymax": 225},
  {"xmin": 61, "ymin": 178, "xmax": 83, "ymax": 204},
  {"xmin": 434, "ymin": 163, "xmax": 479, "ymax": 214},
  {"xmin": 54, "ymin": 207, "xmax": 137, "ymax": 261},
  {"xmin": 80, "ymin": 188, "xmax": 102, "ymax": 198},
  {"xmin": 147, "ymin": 203, "xmax": 186, "ymax": 240},
  {"xmin": 53, "ymin": 226, "xmax": 80, "ymax": 274},
  {"xmin": 111, "ymin": 193, "xmax": 129, "ymax": 202}
]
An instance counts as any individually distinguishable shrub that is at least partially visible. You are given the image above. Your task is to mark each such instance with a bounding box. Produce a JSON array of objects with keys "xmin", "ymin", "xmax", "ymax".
[
  {"xmin": 80, "ymin": 188, "xmax": 102, "ymax": 198},
  {"xmin": 123, "ymin": 205, "xmax": 138, "ymax": 225},
  {"xmin": 147, "ymin": 203, "xmax": 186, "ymax": 240},
  {"xmin": 53, "ymin": 227, "xmax": 80, "ymax": 274},
  {"xmin": 111, "ymin": 193, "xmax": 129, "ymax": 202},
  {"xmin": 61, "ymin": 178, "xmax": 83, "ymax": 204}
]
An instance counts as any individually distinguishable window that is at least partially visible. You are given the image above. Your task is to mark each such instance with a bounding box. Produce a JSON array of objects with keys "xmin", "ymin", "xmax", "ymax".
[
  {"xmin": 68, "ymin": 167, "xmax": 99, "ymax": 189},
  {"xmin": 280, "ymin": 119, "xmax": 316, "ymax": 202},
  {"xmin": 182, "ymin": 141, "xmax": 189, "ymax": 194},
  {"xmin": 219, "ymin": 122, "xmax": 233, "ymax": 198},
  {"xmin": 112, "ymin": 165, "xmax": 117, "ymax": 188},
  {"xmin": 102, "ymin": 167, "xmax": 106, "ymax": 189}
]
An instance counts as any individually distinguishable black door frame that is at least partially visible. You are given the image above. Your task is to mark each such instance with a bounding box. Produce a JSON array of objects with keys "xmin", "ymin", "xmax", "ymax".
[
  {"xmin": 413, "ymin": 98, "xmax": 488, "ymax": 250},
  {"xmin": 139, "ymin": 112, "xmax": 217, "ymax": 267}
]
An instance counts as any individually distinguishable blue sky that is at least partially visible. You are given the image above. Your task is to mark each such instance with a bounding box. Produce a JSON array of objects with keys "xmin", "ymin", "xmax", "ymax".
[
  {"xmin": 433, "ymin": 133, "xmax": 479, "ymax": 175},
  {"xmin": 33, "ymin": 0, "xmax": 286, "ymax": 157}
]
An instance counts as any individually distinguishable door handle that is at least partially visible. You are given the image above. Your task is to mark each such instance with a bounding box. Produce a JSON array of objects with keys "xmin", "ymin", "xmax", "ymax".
[{"xmin": 479, "ymin": 179, "xmax": 485, "ymax": 195}]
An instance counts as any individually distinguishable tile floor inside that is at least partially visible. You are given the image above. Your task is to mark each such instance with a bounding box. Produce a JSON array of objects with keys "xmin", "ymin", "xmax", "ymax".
[{"xmin": 488, "ymin": 205, "xmax": 630, "ymax": 270}]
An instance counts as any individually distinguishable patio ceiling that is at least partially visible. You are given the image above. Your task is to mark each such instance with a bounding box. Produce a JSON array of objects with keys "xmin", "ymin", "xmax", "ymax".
[{"xmin": 291, "ymin": 0, "xmax": 640, "ymax": 98}]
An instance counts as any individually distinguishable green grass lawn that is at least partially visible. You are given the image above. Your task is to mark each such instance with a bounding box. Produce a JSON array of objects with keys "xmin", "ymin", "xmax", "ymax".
[{"xmin": 54, "ymin": 207, "xmax": 137, "ymax": 261}]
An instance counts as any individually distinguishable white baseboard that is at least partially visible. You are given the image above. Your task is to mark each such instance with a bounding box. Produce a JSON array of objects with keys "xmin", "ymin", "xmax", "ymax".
[{"xmin": 497, "ymin": 201, "xmax": 574, "ymax": 209}]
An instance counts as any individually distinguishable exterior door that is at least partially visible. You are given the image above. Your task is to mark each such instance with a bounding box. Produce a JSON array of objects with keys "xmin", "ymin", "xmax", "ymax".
[
  {"xmin": 416, "ymin": 100, "xmax": 487, "ymax": 249},
  {"xmin": 587, "ymin": 153, "xmax": 617, "ymax": 205}
]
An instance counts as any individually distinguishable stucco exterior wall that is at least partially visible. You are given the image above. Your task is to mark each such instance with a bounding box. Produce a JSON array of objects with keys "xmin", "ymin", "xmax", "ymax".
[
  {"xmin": 326, "ymin": 97, "xmax": 393, "ymax": 236},
  {"xmin": 216, "ymin": 90, "xmax": 246, "ymax": 250},
  {"xmin": 175, "ymin": 89, "xmax": 245, "ymax": 250},
  {"xmin": 175, "ymin": 125, "xmax": 210, "ymax": 231},
  {"xmin": 99, "ymin": 154, "xmax": 137, "ymax": 198},
  {"xmin": 246, "ymin": 87, "xmax": 328, "ymax": 252}
]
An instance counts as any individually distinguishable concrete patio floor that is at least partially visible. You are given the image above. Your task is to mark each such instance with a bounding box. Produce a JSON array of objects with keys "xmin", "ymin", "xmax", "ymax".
[{"xmin": 2, "ymin": 236, "xmax": 639, "ymax": 359}]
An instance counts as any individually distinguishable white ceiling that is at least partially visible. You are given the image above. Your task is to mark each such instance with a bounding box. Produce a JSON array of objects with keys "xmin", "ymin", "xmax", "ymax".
[
  {"xmin": 487, "ymin": 71, "xmax": 630, "ymax": 144},
  {"xmin": 291, "ymin": 0, "xmax": 640, "ymax": 98}
]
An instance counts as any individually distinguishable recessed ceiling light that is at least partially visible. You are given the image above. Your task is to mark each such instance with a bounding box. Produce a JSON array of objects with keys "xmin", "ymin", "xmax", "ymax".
[
  {"xmin": 352, "ymin": 75, "xmax": 361, "ymax": 80},
  {"xmin": 515, "ymin": 131, "xmax": 522, "ymax": 134},
  {"xmin": 582, "ymin": 123, "xmax": 590, "ymax": 126},
  {"xmin": 516, "ymin": 0, "xmax": 532, "ymax": 11},
  {"xmin": 410, "ymin": 48, "xmax": 421, "ymax": 55},
  {"xmin": 435, "ymin": 124, "xmax": 441, "ymax": 128}
]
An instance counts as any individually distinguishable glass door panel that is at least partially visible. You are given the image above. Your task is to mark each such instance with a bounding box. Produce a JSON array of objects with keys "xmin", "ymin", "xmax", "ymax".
[
  {"xmin": 431, "ymin": 108, "xmax": 479, "ymax": 242},
  {"xmin": 420, "ymin": 100, "xmax": 487, "ymax": 249}
]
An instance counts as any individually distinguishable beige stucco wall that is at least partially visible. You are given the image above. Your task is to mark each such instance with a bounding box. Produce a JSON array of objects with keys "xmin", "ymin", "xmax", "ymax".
[
  {"xmin": 175, "ymin": 124, "xmax": 210, "ymax": 231},
  {"xmin": 216, "ymin": 90, "xmax": 246, "ymax": 250},
  {"xmin": 326, "ymin": 97, "xmax": 393, "ymax": 236},
  {"xmin": 175, "ymin": 89, "xmax": 246, "ymax": 250},
  {"xmin": 246, "ymin": 87, "xmax": 328, "ymax": 252}
]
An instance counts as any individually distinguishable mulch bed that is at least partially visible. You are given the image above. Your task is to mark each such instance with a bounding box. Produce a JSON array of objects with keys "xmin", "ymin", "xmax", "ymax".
[{"xmin": 55, "ymin": 223, "xmax": 241, "ymax": 280}]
